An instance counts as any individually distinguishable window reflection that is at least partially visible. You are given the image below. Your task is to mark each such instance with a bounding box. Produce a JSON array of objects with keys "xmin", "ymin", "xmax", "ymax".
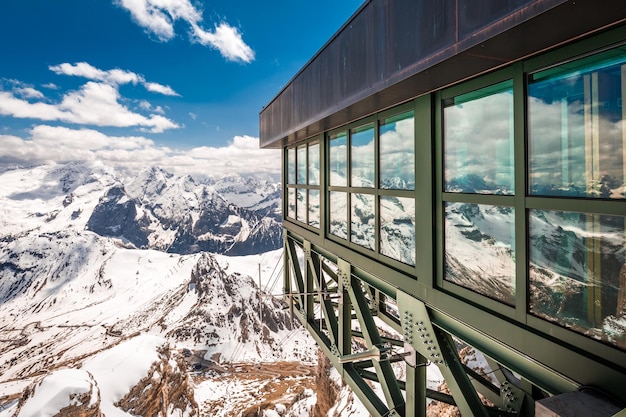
[
  {"xmin": 308, "ymin": 143, "xmax": 320, "ymax": 186},
  {"xmin": 287, "ymin": 188, "xmax": 295, "ymax": 219},
  {"xmin": 351, "ymin": 193, "xmax": 375, "ymax": 250},
  {"xmin": 296, "ymin": 188, "xmax": 306, "ymax": 223},
  {"xmin": 444, "ymin": 202, "xmax": 516, "ymax": 304},
  {"xmin": 351, "ymin": 124, "xmax": 375, "ymax": 188},
  {"xmin": 380, "ymin": 196, "xmax": 415, "ymax": 265},
  {"xmin": 329, "ymin": 191, "xmax": 348, "ymax": 239},
  {"xmin": 529, "ymin": 210, "xmax": 626, "ymax": 350},
  {"xmin": 330, "ymin": 131, "xmax": 348, "ymax": 186},
  {"xmin": 528, "ymin": 48, "xmax": 626, "ymax": 199},
  {"xmin": 287, "ymin": 148, "xmax": 296, "ymax": 185},
  {"xmin": 297, "ymin": 145, "xmax": 307, "ymax": 185},
  {"xmin": 444, "ymin": 81, "xmax": 514, "ymax": 195},
  {"xmin": 308, "ymin": 189, "xmax": 320, "ymax": 227},
  {"xmin": 380, "ymin": 111, "xmax": 415, "ymax": 190}
]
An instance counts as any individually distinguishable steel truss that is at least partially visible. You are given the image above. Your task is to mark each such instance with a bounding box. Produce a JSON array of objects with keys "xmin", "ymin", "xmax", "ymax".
[{"xmin": 284, "ymin": 233, "xmax": 561, "ymax": 417}]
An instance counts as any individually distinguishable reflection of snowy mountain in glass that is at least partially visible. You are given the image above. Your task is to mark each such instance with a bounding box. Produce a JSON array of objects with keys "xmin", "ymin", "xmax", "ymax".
[
  {"xmin": 445, "ymin": 174, "xmax": 512, "ymax": 195},
  {"xmin": 444, "ymin": 202, "xmax": 515, "ymax": 305},
  {"xmin": 529, "ymin": 210, "xmax": 626, "ymax": 350},
  {"xmin": 351, "ymin": 193, "xmax": 375, "ymax": 250},
  {"xmin": 329, "ymin": 191, "xmax": 348, "ymax": 239},
  {"xmin": 380, "ymin": 196, "xmax": 415, "ymax": 265}
]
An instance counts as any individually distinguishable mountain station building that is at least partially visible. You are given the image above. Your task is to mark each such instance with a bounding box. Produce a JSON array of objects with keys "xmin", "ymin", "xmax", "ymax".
[{"xmin": 259, "ymin": 1, "xmax": 626, "ymax": 416}]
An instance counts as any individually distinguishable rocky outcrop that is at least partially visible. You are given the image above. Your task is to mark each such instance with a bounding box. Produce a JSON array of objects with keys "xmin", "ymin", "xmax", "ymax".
[{"xmin": 116, "ymin": 345, "xmax": 198, "ymax": 417}]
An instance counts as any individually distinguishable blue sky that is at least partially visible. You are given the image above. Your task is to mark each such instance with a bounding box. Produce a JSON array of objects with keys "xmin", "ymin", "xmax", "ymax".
[{"xmin": 0, "ymin": 0, "xmax": 362, "ymax": 177}]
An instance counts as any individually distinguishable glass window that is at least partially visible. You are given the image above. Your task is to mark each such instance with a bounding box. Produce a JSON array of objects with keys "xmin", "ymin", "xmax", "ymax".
[
  {"xmin": 297, "ymin": 145, "xmax": 307, "ymax": 185},
  {"xmin": 329, "ymin": 191, "xmax": 348, "ymax": 239},
  {"xmin": 308, "ymin": 143, "xmax": 320, "ymax": 186},
  {"xmin": 351, "ymin": 124, "xmax": 375, "ymax": 188},
  {"xmin": 329, "ymin": 131, "xmax": 348, "ymax": 186},
  {"xmin": 380, "ymin": 196, "xmax": 415, "ymax": 265},
  {"xmin": 308, "ymin": 189, "xmax": 320, "ymax": 228},
  {"xmin": 287, "ymin": 188, "xmax": 296, "ymax": 219},
  {"xmin": 351, "ymin": 193, "xmax": 375, "ymax": 250},
  {"xmin": 444, "ymin": 81, "xmax": 514, "ymax": 195},
  {"xmin": 444, "ymin": 202, "xmax": 516, "ymax": 305},
  {"xmin": 296, "ymin": 188, "xmax": 307, "ymax": 223},
  {"xmin": 528, "ymin": 48, "xmax": 626, "ymax": 199},
  {"xmin": 287, "ymin": 148, "xmax": 296, "ymax": 185},
  {"xmin": 380, "ymin": 111, "xmax": 415, "ymax": 190},
  {"xmin": 529, "ymin": 210, "xmax": 625, "ymax": 350}
]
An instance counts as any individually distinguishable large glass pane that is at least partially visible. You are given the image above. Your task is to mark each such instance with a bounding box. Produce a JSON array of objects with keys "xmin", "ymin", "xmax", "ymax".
[
  {"xmin": 444, "ymin": 81, "xmax": 514, "ymax": 195},
  {"xmin": 329, "ymin": 131, "xmax": 348, "ymax": 186},
  {"xmin": 445, "ymin": 202, "xmax": 516, "ymax": 304},
  {"xmin": 308, "ymin": 143, "xmax": 320, "ymax": 186},
  {"xmin": 380, "ymin": 196, "xmax": 415, "ymax": 265},
  {"xmin": 529, "ymin": 210, "xmax": 626, "ymax": 351},
  {"xmin": 287, "ymin": 148, "xmax": 296, "ymax": 185},
  {"xmin": 329, "ymin": 191, "xmax": 348, "ymax": 239},
  {"xmin": 297, "ymin": 145, "xmax": 307, "ymax": 185},
  {"xmin": 308, "ymin": 189, "xmax": 320, "ymax": 228},
  {"xmin": 287, "ymin": 188, "xmax": 295, "ymax": 219},
  {"xmin": 351, "ymin": 124, "xmax": 375, "ymax": 188},
  {"xmin": 528, "ymin": 47, "xmax": 626, "ymax": 199},
  {"xmin": 351, "ymin": 193, "xmax": 375, "ymax": 250},
  {"xmin": 296, "ymin": 188, "xmax": 306, "ymax": 223},
  {"xmin": 380, "ymin": 111, "xmax": 415, "ymax": 190}
]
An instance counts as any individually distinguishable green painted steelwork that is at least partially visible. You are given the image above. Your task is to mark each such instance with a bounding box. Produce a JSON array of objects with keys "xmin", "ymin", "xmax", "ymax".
[
  {"xmin": 284, "ymin": 230, "xmax": 626, "ymax": 415},
  {"xmin": 278, "ymin": 25, "xmax": 626, "ymax": 417}
]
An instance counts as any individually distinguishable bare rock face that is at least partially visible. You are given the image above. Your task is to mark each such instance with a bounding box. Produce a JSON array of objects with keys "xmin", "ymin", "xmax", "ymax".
[
  {"xmin": 168, "ymin": 253, "xmax": 297, "ymax": 361},
  {"xmin": 312, "ymin": 351, "xmax": 339, "ymax": 417},
  {"xmin": 115, "ymin": 345, "xmax": 198, "ymax": 417}
]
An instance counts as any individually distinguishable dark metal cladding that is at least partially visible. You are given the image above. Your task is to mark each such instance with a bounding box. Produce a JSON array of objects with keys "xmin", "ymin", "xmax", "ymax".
[{"xmin": 259, "ymin": 0, "xmax": 626, "ymax": 149}]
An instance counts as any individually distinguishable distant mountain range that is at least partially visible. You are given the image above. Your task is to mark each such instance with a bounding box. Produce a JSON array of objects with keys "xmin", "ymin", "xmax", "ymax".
[{"xmin": 0, "ymin": 161, "xmax": 283, "ymax": 257}]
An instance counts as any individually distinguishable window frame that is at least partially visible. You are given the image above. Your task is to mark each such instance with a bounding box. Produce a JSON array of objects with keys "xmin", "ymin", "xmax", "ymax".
[
  {"xmin": 523, "ymin": 36, "xmax": 626, "ymax": 360},
  {"xmin": 326, "ymin": 103, "xmax": 418, "ymax": 273},
  {"xmin": 434, "ymin": 30, "xmax": 626, "ymax": 360},
  {"xmin": 435, "ymin": 65, "xmax": 523, "ymax": 318},
  {"xmin": 284, "ymin": 136, "xmax": 323, "ymax": 231}
]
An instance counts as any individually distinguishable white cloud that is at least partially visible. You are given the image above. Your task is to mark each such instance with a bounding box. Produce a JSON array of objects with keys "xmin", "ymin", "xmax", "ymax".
[
  {"xmin": 0, "ymin": 82, "xmax": 179, "ymax": 133},
  {"xmin": 0, "ymin": 126, "xmax": 157, "ymax": 168},
  {"xmin": 144, "ymin": 82, "xmax": 179, "ymax": 96},
  {"xmin": 14, "ymin": 87, "xmax": 44, "ymax": 99},
  {"xmin": 191, "ymin": 22, "xmax": 255, "ymax": 63},
  {"xmin": 181, "ymin": 135, "xmax": 278, "ymax": 176},
  {"xmin": 49, "ymin": 62, "xmax": 180, "ymax": 96},
  {"xmin": 116, "ymin": 0, "xmax": 254, "ymax": 63},
  {"xmin": 139, "ymin": 100, "xmax": 165, "ymax": 114},
  {"xmin": 0, "ymin": 128, "xmax": 280, "ymax": 178},
  {"xmin": 50, "ymin": 62, "xmax": 141, "ymax": 85},
  {"xmin": 188, "ymin": 112, "xmax": 197, "ymax": 120}
]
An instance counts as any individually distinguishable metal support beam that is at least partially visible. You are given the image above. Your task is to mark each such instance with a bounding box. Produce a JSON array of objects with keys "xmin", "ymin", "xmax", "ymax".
[
  {"xmin": 348, "ymin": 274, "xmax": 405, "ymax": 414},
  {"xmin": 310, "ymin": 250, "xmax": 339, "ymax": 347},
  {"xmin": 285, "ymin": 234, "xmax": 596, "ymax": 417}
]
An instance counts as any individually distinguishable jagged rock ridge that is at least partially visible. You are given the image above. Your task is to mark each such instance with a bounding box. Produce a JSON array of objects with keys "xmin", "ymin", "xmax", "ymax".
[{"xmin": 85, "ymin": 166, "xmax": 282, "ymax": 255}]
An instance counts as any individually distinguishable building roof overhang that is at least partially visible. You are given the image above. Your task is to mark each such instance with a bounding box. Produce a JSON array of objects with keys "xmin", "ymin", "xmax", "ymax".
[{"xmin": 259, "ymin": 0, "xmax": 626, "ymax": 149}]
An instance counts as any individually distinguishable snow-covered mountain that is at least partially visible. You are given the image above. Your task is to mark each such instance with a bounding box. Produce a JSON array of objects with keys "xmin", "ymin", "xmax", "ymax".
[
  {"xmin": 86, "ymin": 165, "xmax": 282, "ymax": 255},
  {"xmin": 0, "ymin": 228, "xmax": 319, "ymax": 415},
  {"xmin": 0, "ymin": 162, "xmax": 282, "ymax": 256},
  {"xmin": 0, "ymin": 161, "xmax": 354, "ymax": 416}
]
